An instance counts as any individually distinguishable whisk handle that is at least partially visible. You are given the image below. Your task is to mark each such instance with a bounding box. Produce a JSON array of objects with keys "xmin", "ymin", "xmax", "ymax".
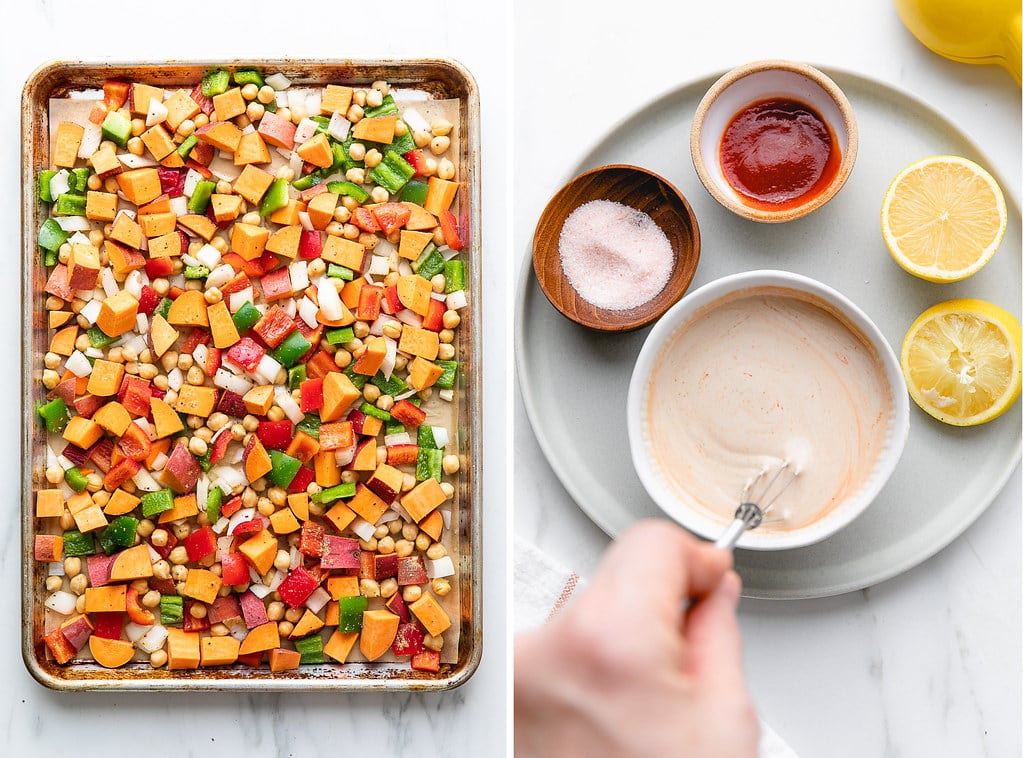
[{"xmin": 713, "ymin": 502, "xmax": 765, "ymax": 550}]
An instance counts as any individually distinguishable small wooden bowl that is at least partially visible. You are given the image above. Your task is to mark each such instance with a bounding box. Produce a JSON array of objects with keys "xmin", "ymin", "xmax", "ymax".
[{"xmin": 531, "ymin": 165, "xmax": 701, "ymax": 331}]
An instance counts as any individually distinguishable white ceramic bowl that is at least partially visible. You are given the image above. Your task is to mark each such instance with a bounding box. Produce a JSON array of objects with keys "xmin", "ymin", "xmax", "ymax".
[
  {"xmin": 690, "ymin": 60, "xmax": 858, "ymax": 223},
  {"xmin": 627, "ymin": 270, "xmax": 910, "ymax": 550}
]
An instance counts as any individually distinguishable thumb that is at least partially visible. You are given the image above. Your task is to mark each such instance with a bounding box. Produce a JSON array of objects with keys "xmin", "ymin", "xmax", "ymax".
[{"xmin": 683, "ymin": 570, "xmax": 747, "ymax": 693}]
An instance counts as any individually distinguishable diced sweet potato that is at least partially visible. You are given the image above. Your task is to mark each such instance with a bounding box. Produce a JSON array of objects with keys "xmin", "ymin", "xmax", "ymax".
[
  {"xmin": 351, "ymin": 335, "xmax": 387, "ymax": 376},
  {"xmin": 89, "ymin": 636, "xmax": 135, "ymax": 668},
  {"xmin": 177, "ymin": 213, "xmax": 217, "ymax": 241},
  {"xmin": 234, "ymin": 131, "xmax": 271, "ymax": 166},
  {"xmin": 265, "ymin": 225, "xmax": 302, "ymax": 258},
  {"xmin": 116, "ymin": 167, "xmax": 162, "ymax": 206},
  {"xmin": 408, "ymin": 355, "xmax": 445, "ymax": 390},
  {"xmin": 401, "ymin": 478, "xmax": 447, "ymax": 522},
  {"xmin": 87, "ymin": 359, "xmax": 125, "ymax": 397},
  {"xmin": 103, "ymin": 488, "xmax": 141, "ymax": 516},
  {"xmin": 182, "ymin": 568, "xmax": 223, "ymax": 605},
  {"xmin": 268, "ymin": 647, "xmax": 302, "ymax": 672},
  {"xmin": 233, "ymin": 164, "xmax": 274, "ymax": 206},
  {"xmin": 408, "ymin": 592, "xmax": 451, "ymax": 637},
  {"xmin": 49, "ymin": 325, "xmax": 78, "ymax": 356},
  {"xmin": 97, "ymin": 289, "xmax": 140, "ymax": 338},
  {"xmin": 166, "ymin": 627, "xmax": 201, "ymax": 670},
  {"xmin": 238, "ymin": 621, "xmax": 280, "ymax": 655},
  {"xmin": 84, "ymin": 584, "xmax": 127, "ymax": 613},
  {"xmin": 320, "ymin": 85, "xmax": 353, "ymax": 116},
  {"xmin": 423, "ymin": 177, "xmax": 458, "ymax": 216},
  {"xmin": 200, "ymin": 635, "xmax": 240, "ymax": 667},
  {"xmin": 63, "ymin": 416, "xmax": 104, "ymax": 449},
  {"xmin": 149, "ymin": 314, "xmax": 180, "ymax": 358},
  {"xmin": 320, "ymin": 372, "xmax": 361, "ymax": 421},
  {"xmin": 295, "ymin": 132, "xmax": 333, "ymax": 168},
  {"xmin": 109, "ymin": 544, "xmax": 155, "ymax": 582},
  {"xmin": 324, "ymin": 500, "xmax": 357, "ymax": 533},
  {"xmin": 166, "ymin": 290, "xmax": 209, "ymax": 327},
  {"xmin": 35, "ymin": 489, "xmax": 65, "ymax": 518},
  {"xmin": 419, "ymin": 509, "xmax": 444, "ymax": 542},
  {"xmin": 207, "ymin": 300, "xmax": 240, "ymax": 348},
  {"xmin": 196, "ymin": 120, "xmax": 243, "ymax": 152},
  {"xmin": 359, "ymin": 610, "xmax": 400, "ymax": 661},
  {"xmin": 53, "ymin": 121, "xmax": 85, "ymax": 167},
  {"xmin": 352, "ymin": 115, "xmax": 397, "ymax": 144},
  {"xmin": 347, "ymin": 484, "xmax": 389, "ymax": 523},
  {"xmin": 322, "ymin": 630, "xmax": 359, "ymax": 663},
  {"xmin": 396, "ymin": 275, "xmax": 432, "ymax": 316},
  {"xmin": 150, "ymin": 396, "xmax": 185, "ymax": 439},
  {"xmin": 230, "ymin": 222, "xmax": 270, "ymax": 261},
  {"xmin": 238, "ymin": 528, "xmax": 277, "ymax": 575}
]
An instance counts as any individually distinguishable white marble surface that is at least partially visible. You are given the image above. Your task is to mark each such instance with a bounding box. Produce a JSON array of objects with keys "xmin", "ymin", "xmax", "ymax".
[
  {"xmin": 514, "ymin": 1, "xmax": 1021, "ymax": 757},
  {"xmin": 5, "ymin": 1, "xmax": 508, "ymax": 755}
]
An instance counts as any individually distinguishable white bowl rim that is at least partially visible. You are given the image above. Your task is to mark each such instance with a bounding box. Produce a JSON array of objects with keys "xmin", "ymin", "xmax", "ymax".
[
  {"xmin": 690, "ymin": 59, "xmax": 859, "ymax": 223},
  {"xmin": 626, "ymin": 269, "xmax": 910, "ymax": 550}
]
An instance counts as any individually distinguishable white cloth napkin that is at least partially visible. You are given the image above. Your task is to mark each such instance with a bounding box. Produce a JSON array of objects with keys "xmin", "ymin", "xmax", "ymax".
[{"xmin": 514, "ymin": 537, "xmax": 798, "ymax": 758}]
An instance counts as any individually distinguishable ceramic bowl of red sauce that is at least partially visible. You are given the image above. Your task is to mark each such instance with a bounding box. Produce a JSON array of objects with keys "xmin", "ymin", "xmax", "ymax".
[{"xmin": 690, "ymin": 60, "xmax": 858, "ymax": 223}]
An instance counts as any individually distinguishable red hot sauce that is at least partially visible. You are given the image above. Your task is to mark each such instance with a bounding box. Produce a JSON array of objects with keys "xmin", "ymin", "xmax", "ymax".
[{"xmin": 719, "ymin": 98, "xmax": 840, "ymax": 211}]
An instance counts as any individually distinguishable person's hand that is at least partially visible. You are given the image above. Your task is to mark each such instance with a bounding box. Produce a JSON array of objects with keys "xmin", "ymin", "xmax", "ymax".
[{"xmin": 514, "ymin": 519, "xmax": 759, "ymax": 758}]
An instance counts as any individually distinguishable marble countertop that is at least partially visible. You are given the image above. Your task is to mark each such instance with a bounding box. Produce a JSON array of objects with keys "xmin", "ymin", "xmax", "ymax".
[
  {"xmin": 513, "ymin": 1, "xmax": 1021, "ymax": 756},
  {"xmin": 5, "ymin": 1, "xmax": 508, "ymax": 755}
]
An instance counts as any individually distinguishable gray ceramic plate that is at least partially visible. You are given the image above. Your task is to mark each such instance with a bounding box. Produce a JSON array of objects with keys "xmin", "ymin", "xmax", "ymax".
[{"xmin": 516, "ymin": 68, "xmax": 1021, "ymax": 599}]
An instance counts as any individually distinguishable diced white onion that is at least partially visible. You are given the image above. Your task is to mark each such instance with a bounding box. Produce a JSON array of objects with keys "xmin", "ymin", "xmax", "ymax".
[
  {"xmin": 368, "ymin": 255, "xmax": 390, "ymax": 276},
  {"xmin": 377, "ymin": 510, "xmax": 401, "ymax": 524},
  {"xmin": 225, "ymin": 617, "xmax": 248, "ymax": 641},
  {"xmin": 214, "ymin": 368, "xmax": 253, "ymax": 395},
  {"xmin": 47, "ymin": 561, "xmax": 65, "ymax": 577},
  {"xmin": 135, "ymin": 313, "xmax": 149, "ymax": 334},
  {"xmin": 289, "ymin": 546, "xmax": 302, "ymax": 571},
  {"xmin": 84, "ymin": 346, "xmax": 104, "ymax": 359},
  {"xmin": 298, "ymin": 211, "xmax": 313, "ymax": 231},
  {"xmin": 333, "ymin": 445, "xmax": 356, "ymax": 467},
  {"xmin": 305, "ymin": 93, "xmax": 322, "ymax": 118},
  {"xmin": 266, "ymin": 73, "xmax": 291, "ymax": 90},
  {"xmin": 124, "ymin": 270, "xmax": 143, "ymax": 298},
  {"xmin": 166, "ymin": 367, "xmax": 183, "ymax": 391},
  {"xmin": 228, "ymin": 507, "xmax": 257, "ymax": 536},
  {"xmin": 385, "ymin": 432, "xmax": 412, "ymax": 446},
  {"xmin": 446, "ymin": 289, "xmax": 468, "ymax": 310},
  {"xmin": 50, "ymin": 169, "xmax": 73, "ymax": 202},
  {"xmin": 229, "ymin": 287, "xmax": 254, "ymax": 313},
  {"xmin": 430, "ymin": 291, "xmax": 447, "ymax": 301},
  {"xmin": 146, "ymin": 543, "xmax": 162, "ymax": 563},
  {"xmin": 137, "ymin": 625, "xmax": 169, "ymax": 654},
  {"xmin": 289, "ymin": 150, "xmax": 305, "ymax": 180},
  {"xmin": 196, "ymin": 476, "xmax": 209, "ymax": 511},
  {"xmin": 402, "ymin": 107, "xmax": 430, "ymax": 134},
  {"xmin": 196, "ymin": 243, "xmax": 222, "ymax": 269},
  {"xmin": 298, "ymin": 296, "xmax": 319, "ymax": 328},
  {"xmin": 440, "ymin": 245, "xmax": 460, "ymax": 261},
  {"xmin": 211, "ymin": 465, "xmax": 247, "ymax": 493},
  {"xmin": 54, "ymin": 216, "xmax": 92, "ymax": 232},
  {"xmin": 212, "ymin": 516, "xmax": 230, "ymax": 535},
  {"xmin": 304, "ymin": 586, "xmax": 330, "ymax": 614},
  {"xmin": 181, "ymin": 253, "xmax": 201, "ymax": 268},
  {"xmin": 134, "ymin": 417, "xmax": 154, "ymax": 439},
  {"xmin": 316, "ymin": 277, "xmax": 343, "ymax": 321},
  {"xmin": 369, "ymin": 314, "xmax": 400, "ymax": 337},
  {"xmin": 350, "ymin": 518, "xmax": 376, "ymax": 541},
  {"xmin": 431, "ymin": 426, "xmax": 450, "ymax": 449},
  {"xmin": 65, "ymin": 350, "xmax": 93, "ymax": 377},
  {"xmin": 441, "ymin": 509, "xmax": 452, "ymax": 529},
  {"xmin": 397, "ymin": 260, "xmax": 413, "ymax": 277},
  {"xmin": 221, "ymin": 356, "xmax": 245, "ymax": 375},
  {"xmin": 281, "ymin": 298, "xmax": 297, "ymax": 318},
  {"xmin": 215, "ymin": 535, "xmax": 234, "ymax": 562},
  {"xmin": 124, "ymin": 621, "xmax": 153, "ymax": 642},
  {"xmin": 119, "ymin": 153, "xmax": 158, "ymax": 168},
  {"xmin": 438, "ymin": 388, "xmax": 454, "ymax": 402},
  {"xmin": 327, "ymin": 111, "xmax": 351, "ymax": 141},
  {"xmin": 381, "ymin": 337, "xmax": 397, "ymax": 380},
  {"xmin": 289, "ymin": 260, "xmax": 309, "ymax": 292},
  {"xmin": 205, "ymin": 263, "xmax": 235, "ymax": 290},
  {"xmin": 45, "ymin": 591, "xmax": 77, "ymax": 615},
  {"xmin": 146, "ymin": 97, "xmax": 169, "ymax": 127},
  {"xmin": 248, "ymin": 583, "xmax": 273, "ymax": 599},
  {"xmin": 274, "ymin": 385, "xmax": 304, "ymax": 424},
  {"xmin": 183, "ymin": 168, "xmax": 203, "ymax": 198},
  {"xmin": 125, "ymin": 334, "xmax": 148, "ymax": 355},
  {"xmin": 293, "ymin": 117, "xmax": 318, "ymax": 144},
  {"xmin": 168, "ymin": 196, "xmax": 188, "ymax": 216},
  {"xmin": 208, "ymin": 154, "xmax": 242, "ymax": 182},
  {"xmin": 426, "ymin": 556, "xmax": 455, "ymax": 579},
  {"xmin": 192, "ymin": 343, "xmax": 208, "ymax": 367},
  {"xmin": 77, "ymin": 123, "xmax": 102, "ymax": 159},
  {"xmin": 78, "ymin": 299, "xmax": 102, "ymax": 326},
  {"xmin": 395, "ymin": 309, "xmax": 423, "ymax": 328},
  {"xmin": 132, "ymin": 467, "xmax": 161, "ymax": 492},
  {"xmin": 149, "ymin": 452, "xmax": 168, "ymax": 471},
  {"xmin": 253, "ymin": 354, "xmax": 282, "ymax": 385}
]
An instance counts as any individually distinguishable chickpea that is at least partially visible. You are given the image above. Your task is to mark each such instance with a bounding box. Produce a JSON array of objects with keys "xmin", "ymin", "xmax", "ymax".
[
  {"xmin": 45, "ymin": 575, "xmax": 63, "ymax": 592},
  {"xmin": 362, "ymin": 383, "xmax": 381, "ymax": 403},
  {"xmin": 430, "ymin": 135, "xmax": 451, "ymax": 155},
  {"xmin": 413, "ymin": 129, "xmax": 432, "ymax": 148},
  {"xmin": 276, "ymin": 107, "xmax": 291, "ymax": 123},
  {"xmin": 86, "ymin": 174, "xmax": 103, "ymax": 191},
  {"xmin": 285, "ymin": 606, "xmax": 304, "ymax": 624},
  {"xmin": 374, "ymin": 524, "xmax": 389, "ymax": 540},
  {"xmin": 171, "ymin": 564, "xmax": 189, "ymax": 583},
  {"xmin": 211, "ymin": 236, "xmax": 229, "ymax": 253},
  {"xmin": 272, "ymin": 549, "xmax": 292, "ymax": 573},
  {"xmin": 359, "ymin": 537, "xmax": 378, "ymax": 552},
  {"xmin": 378, "ymin": 536, "xmax": 396, "ymax": 555},
  {"xmin": 382, "ymin": 322, "xmax": 402, "ymax": 340},
  {"xmin": 402, "ymin": 585, "xmax": 423, "ymax": 603},
  {"xmin": 242, "ymin": 414, "xmax": 259, "ymax": 433},
  {"xmin": 169, "ymin": 545, "xmax": 190, "ymax": 565},
  {"xmin": 210, "ymin": 623, "xmax": 229, "ymax": 637},
  {"xmin": 346, "ymin": 104, "xmax": 364, "ymax": 122},
  {"xmin": 379, "ymin": 578, "xmax": 398, "ymax": 598},
  {"xmin": 231, "ymin": 423, "xmax": 246, "ymax": 442},
  {"xmin": 45, "ymin": 296, "xmax": 65, "ymax": 311},
  {"xmin": 394, "ymin": 119, "xmax": 408, "ymax": 136},
  {"xmin": 376, "ymin": 394, "xmax": 394, "ymax": 412},
  {"xmin": 430, "ymin": 274, "xmax": 446, "ymax": 293},
  {"xmin": 366, "ymin": 89, "xmax": 383, "ymax": 109},
  {"xmin": 442, "ymin": 455, "xmax": 461, "ymax": 475},
  {"xmin": 423, "ymin": 633, "xmax": 444, "ymax": 652},
  {"xmin": 388, "ymin": 519, "xmax": 403, "ymax": 536},
  {"xmin": 426, "ymin": 543, "xmax": 448, "ymax": 560},
  {"xmin": 59, "ymin": 511, "xmax": 75, "ymax": 531},
  {"xmin": 194, "ymin": 113, "xmax": 209, "ymax": 129},
  {"xmin": 342, "ymin": 222, "xmax": 360, "ymax": 240},
  {"xmin": 358, "ymin": 232, "xmax": 379, "ymax": 250},
  {"xmin": 127, "ymin": 137, "xmax": 145, "ymax": 156},
  {"xmin": 364, "ymin": 148, "xmax": 383, "ymax": 168},
  {"xmin": 394, "ymin": 539, "xmax": 414, "ymax": 558},
  {"xmin": 437, "ymin": 343, "xmax": 455, "ymax": 361},
  {"xmin": 42, "ymin": 371, "xmax": 60, "ymax": 391},
  {"xmin": 242, "ymin": 211, "xmax": 260, "ymax": 226},
  {"xmin": 432, "ymin": 578, "xmax": 452, "ymax": 597},
  {"xmin": 266, "ymin": 405, "xmax": 286, "ymax": 422},
  {"xmin": 345, "ymin": 167, "xmax": 365, "ymax": 184},
  {"xmin": 371, "ymin": 80, "xmax": 390, "ymax": 96},
  {"xmin": 150, "ymin": 528, "xmax": 169, "ymax": 548},
  {"xmin": 150, "ymin": 650, "xmax": 168, "ymax": 668},
  {"xmin": 136, "ymin": 519, "xmax": 155, "ymax": 539},
  {"xmin": 257, "ymin": 498, "xmax": 275, "ymax": 517},
  {"xmin": 423, "ymin": 158, "xmax": 439, "ymax": 177},
  {"xmin": 375, "ymin": 446, "xmax": 388, "ymax": 466},
  {"xmin": 369, "ymin": 186, "xmax": 389, "ymax": 204},
  {"xmin": 69, "ymin": 574, "xmax": 88, "ymax": 595},
  {"xmin": 440, "ymin": 482, "xmax": 455, "ymax": 499},
  {"xmin": 415, "ymin": 532, "xmax": 432, "ymax": 552},
  {"xmin": 189, "ymin": 603, "xmax": 208, "ymax": 619},
  {"xmin": 153, "ymin": 374, "xmax": 169, "ymax": 391},
  {"xmin": 277, "ymin": 620, "xmax": 294, "ymax": 637},
  {"xmin": 188, "ymin": 437, "xmax": 208, "ymax": 457},
  {"xmin": 306, "ymin": 257, "xmax": 326, "ymax": 278},
  {"xmin": 359, "ymin": 578, "xmax": 381, "ymax": 598},
  {"xmin": 142, "ymin": 590, "xmax": 161, "ymax": 609},
  {"xmin": 240, "ymin": 82, "xmax": 259, "ymax": 101},
  {"xmin": 401, "ymin": 473, "xmax": 416, "ymax": 493},
  {"xmin": 207, "ymin": 412, "xmax": 229, "ymax": 432},
  {"xmin": 439, "ymin": 329, "xmax": 455, "ymax": 344},
  {"xmin": 333, "ymin": 350, "xmax": 352, "ymax": 369},
  {"xmin": 45, "ymin": 465, "xmax": 63, "ymax": 485},
  {"xmin": 257, "ymin": 85, "xmax": 276, "ymax": 104},
  {"xmin": 266, "ymin": 601, "xmax": 286, "ymax": 622}
]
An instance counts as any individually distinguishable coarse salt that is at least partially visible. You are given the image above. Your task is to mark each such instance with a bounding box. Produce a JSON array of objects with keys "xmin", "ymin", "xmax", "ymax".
[{"xmin": 558, "ymin": 199, "xmax": 673, "ymax": 311}]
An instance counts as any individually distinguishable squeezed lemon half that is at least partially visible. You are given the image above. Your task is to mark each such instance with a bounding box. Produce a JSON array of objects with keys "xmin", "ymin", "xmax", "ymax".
[
  {"xmin": 901, "ymin": 299, "xmax": 1022, "ymax": 426},
  {"xmin": 881, "ymin": 156, "xmax": 1006, "ymax": 282}
]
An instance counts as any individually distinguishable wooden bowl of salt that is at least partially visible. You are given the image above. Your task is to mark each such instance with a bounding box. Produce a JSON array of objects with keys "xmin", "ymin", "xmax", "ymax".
[{"xmin": 532, "ymin": 164, "xmax": 701, "ymax": 331}]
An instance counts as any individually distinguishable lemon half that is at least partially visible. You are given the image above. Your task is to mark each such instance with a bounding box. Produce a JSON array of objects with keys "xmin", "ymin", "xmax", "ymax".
[
  {"xmin": 901, "ymin": 299, "xmax": 1022, "ymax": 426},
  {"xmin": 881, "ymin": 156, "xmax": 1006, "ymax": 282}
]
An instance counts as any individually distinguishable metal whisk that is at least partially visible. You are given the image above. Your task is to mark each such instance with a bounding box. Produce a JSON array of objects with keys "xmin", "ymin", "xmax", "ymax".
[{"xmin": 714, "ymin": 460, "xmax": 799, "ymax": 549}]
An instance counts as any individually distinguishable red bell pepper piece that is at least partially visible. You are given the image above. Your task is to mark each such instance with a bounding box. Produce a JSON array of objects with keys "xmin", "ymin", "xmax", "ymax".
[
  {"xmin": 206, "ymin": 346, "xmax": 222, "ymax": 377},
  {"xmin": 221, "ymin": 495, "xmax": 243, "ymax": 518},
  {"xmin": 298, "ymin": 229, "xmax": 322, "ymax": 260},
  {"xmin": 183, "ymin": 525, "xmax": 217, "ymax": 562},
  {"xmin": 382, "ymin": 285, "xmax": 403, "ymax": 315},
  {"xmin": 183, "ymin": 601, "xmax": 211, "ymax": 632},
  {"xmin": 390, "ymin": 399, "xmax": 427, "ymax": 428},
  {"xmin": 222, "ymin": 252, "xmax": 265, "ymax": 278},
  {"xmin": 439, "ymin": 209, "xmax": 464, "ymax": 250},
  {"xmin": 126, "ymin": 586, "xmax": 155, "ymax": 625},
  {"xmin": 118, "ymin": 376, "xmax": 152, "ymax": 417},
  {"xmin": 220, "ymin": 552, "xmax": 251, "ymax": 586},
  {"xmin": 260, "ymin": 250, "xmax": 280, "ymax": 273},
  {"xmin": 403, "ymin": 149, "xmax": 429, "ymax": 177},
  {"xmin": 410, "ymin": 648, "xmax": 441, "ymax": 673},
  {"xmin": 104, "ymin": 80, "xmax": 130, "ymax": 111},
  {"xmin": 149, "ymin": 530, "xmax": 177, "ymax": 560},
  {"xmin": 180, "ymin": 328, "xmax": 212, "ymax": 354},
  {"xmin": 189, "ymin": 83, "xmax": 215, "ymax": 115},
  {"xmin": 137, "ymin": 285, "xmax": 160, "ymax": 316},
  {"xmin": 298, "ymin": 521, "xmax": 325, "ymax": 558},
  {"xmin": 43, "ymin": 627, "xmax": 79, "ymax": 664},
  {"xmin": 300, "ymin": 183, "xmax": 328, "ymax": 202},
  {"xmin": 103, "ymin": 457, "xmax": 139, "ymax": 491},
  {"xmin": 92, "ymin": 611, "xmax": 124, "ymax": 641},
  {"xmin": 89, "ymin": 438, "xmax": 114, "ymax": 473},
  {"xmin": 168, "ymin": 285, "xmax": 184, "ymax": 300},
  {"xmin": 208, "ymin": 428, "xmax": 231, "ymax": 465},
  {"xmin": 226, "ymin": 337, "xmax": 266, "ymax": 372},
  {"xmin": 260, "ymin": 266, "xmax": 293, "ymax": 303},
  {"xmin": 351, "ymin": 207, "xmax": 380, "ymax": 233},
  {"xmin": 257, "ymin": 420, "xmax": 293, "ymax": 451},
  {"xmin": 232, "ymin": 519, "xmax": 264, "ymax": 537},
  {"xmin": 386, "ymin": 443, "xmax": 419, "ymax": 466},
  {"xmin": 144, "ymin": 256, "xmax": 175, "ymax": 279},
  {"xmin": 422, "ymin": 296, "xmax": 446, "ymax": 332},
  {"xmin": 221, "ymin": 271, "xmax": 253, "ymax": 296},
  {"xmin": 357, "ymin": 284, "xmax": 383, "ymax": 321},
  {"xmin": 118, "ymin": 421, "xmax": 152, "ymax": 462},
  {"xmin": 287, "ymin": 465, "xmax": 315, "ymax": 493},
  {"xmin": 370, "ymin": 203, "xmax": 411, "ymax": 235},
  {"xmin": 277, "ymin": 565, "xmax": 318, "ymax": 608},
  {"xmin": 237, "ymin": 651, "xmax": 264, "ymax": 667},
  {"xmin": 299, "ymin": 378, "xmax": 324, "ymax": 412}
]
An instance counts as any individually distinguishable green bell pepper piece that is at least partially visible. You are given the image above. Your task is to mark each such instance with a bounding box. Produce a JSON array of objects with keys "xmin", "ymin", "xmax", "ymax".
[
  {"xmin": 187, "ymin": 179, "xmax": 216, "ymax": 214},
  {"xmin": 295, "ymin": 413, "xmax": 321, "ymax": 440},
  {"xmin": 435, "ymin": 360, "xmax": 458, "ymax": 390},
  {"xmin": 160, "ymin": 595, "xmax": 184, "ymax": 625},
  {"xmin": 232, "ymin": 302, "xmax": 262, "ymax": 332},
  {"xmin": 270, "ymin": 331, "xmax": 312, "ymax": 368},
  {"xmin": 370, "ymin": 371, "xmax": 407, "ymax": 396},
  {"xmin": 416, "ymin": 424, "xmax": 437, "ymax": 450},
  {"xmin": 38, "ymin": 169, "xmax": 56, "ymax": 203},
  {"xmin": 338, "ymin": 136, "xmax": 365, "ymax": 173},
  {"xmin": 205, "ymin": 486, "xmax": 223, "ymax": 524},
  {"xmin": 368, "ymin": 150, "xmax": 415, "ymax": 195},
  {"xmin": 294, "ymin": 634, "xmax": 324, "ymax": 664},
  {"xmin": 359, "ymin": 402, "xmax": 392, "ymax": 422},
  {"xmin": 343, "ymin": 363, "xmax": 369, "ymax": 390},
  {"xmin": 176, "ymin": 133, "xmax": 198, "ymax": 159},
  {"xmin": 140, "ymin": 489, "xmax": 175, "ymax": 518},
  {"xmin": 99, "ymin": 516, "xmax": 139, "ymax": 555},
  {"xmin": 326, "ymin": 263, "xmax": 355, "ymax": 281},
  {"xmin": 412, "ymin": 245, "xmax": 445, "ymax": 280},
  {"xmin": 201, "ymin": 68, "xmax": 231, "ymax": 97},
  {"xmin": 309, "ymin": 115, "xmax": 331, "ymax": 134},
  {"xmin": 338, "ymin": 595, "xmax": 368, "ymax": 633},
  {"xmin": 62, "ymin": 529, "xmax": 95, "ymax": 557},
  {"xmin": 325, "ymin": 326, "xmax": 355, "ymax": 345},
  {"xmin": 326, "ymin": 180, "xmax": 369, "ymax": 204},
  {"xmin": 444, "ymin": 260, "xmax": 465, "ymax": 293},
  {"xmin": 69, "ymin": 168, "xmax": 91, "ymax": 194},
  {"xmin": 310, "ymin": 482, "xmax": 357, "ymax": 504},
  {"xmin": 259, "ymin": 178, "xmax": 290, "ymax": 217},
  {"xmin": 233, "ymin": 69, "xmax": 264, "ymax": 88},
  {"xmin": 36, "ymin": 397, "xmax": 70, "ymax": 433},
  {"xmin": 362, "ymin": 94, "xmax": 399, "ymax": 119},
  {"xmin": 385, "ymin": 420, "xmax": 406, "ymax": 437},
  {"xmin": 64, "ymin": 466, "xmax": 89, "ymax": 493},
  {"xmin": 416, "ymin": 447, "xmax": 443, "ymax": 482},
  {"xmin": 101, "ymin": 110, "xmax": 132, "ymax": 148},
  {"xmin": 87, "ymin": 325, "xmax": 120, "ymax": 349},
  {"xmin": 55, "ymin": 193, "xmax": 87, "ymax": 217},
  {"xmin": 267, "ymin": 450, "xmax": 301, "ymax": 489},
  {"xmin": 382, "ymin": 123, "xmax": 417, "ymax": 156},
  {"xmin": 287, "ymin": 364, "xmax": 307, "ymax": 390},
  {"xmin": 398, "ymin": 180, "xmax": 429, "ymax": 206},
  {"xmin": 154, "ymin": 297, "xmax": 173, "ymax": 320},
  {"xmin": 291, "ymin": 170, "xmax": 323, "ymax": 192},
  {"xmin": 38, "ymin": 219, "xmax": 69, "ymax": 254},
  {"xmin": 184, "ymin": 265, "xmax": 210, "ymax": 280}
]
